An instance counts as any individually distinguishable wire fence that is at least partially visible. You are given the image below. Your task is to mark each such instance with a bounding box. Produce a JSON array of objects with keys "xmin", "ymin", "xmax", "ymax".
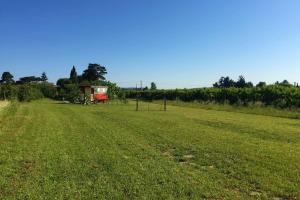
[{"xmin": 105, "ymin": 99, "xmax": 167, "ymax": 111}]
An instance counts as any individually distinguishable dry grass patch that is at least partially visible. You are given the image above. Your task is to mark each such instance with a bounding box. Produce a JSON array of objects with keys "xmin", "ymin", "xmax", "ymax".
[{"xmin": 0, "ymin": 101, "xmax": 9, "ymax": 111}]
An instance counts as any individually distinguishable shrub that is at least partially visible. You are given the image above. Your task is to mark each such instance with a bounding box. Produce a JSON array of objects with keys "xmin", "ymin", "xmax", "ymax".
[
  {"xmin": 0, "ymin": 84, "xmax": 18, "ymax": 100},
  {"xmin": 63, "ymin": 84, "xmax": 80, "ymax": 103},
  {"xmin": 39, "ymin": 83, "xmax": 57, "ymax": 99},
  {"xmin": 17, "ymin": 84, "xmax": 43, "ymax": 102}
]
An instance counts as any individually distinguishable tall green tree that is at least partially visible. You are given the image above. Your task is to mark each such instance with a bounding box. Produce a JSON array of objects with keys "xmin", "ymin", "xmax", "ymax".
[
  {"xmin": 235, "ymin": 76, "xmax": 246, "ymax": 88},
  {"xmin": 256, "ymin": 82, "xmax": 267, "ymax": 88},
  {"xmin": 150, "ymin": 82, "xmax": 157, "ymax": 90},
  {"xmin": 279, "ymin": 80, "xmax": 291, "ymax": 87},
  {"xmin": 213, "ymin": 76, "xmax": 235, "ymax": 88},
  {"xmin": 82, "ymin": 63, "xmax": 107, "ymax": 82},
  {"xmin": 1, "ymin": 72, "xmax": 14, "ymax": 84},
  {"xmin": 70, "ymin": 66, "xmax": 78, "ymax": 83},
  {"xmin": 41, "ymin": 72, "xmax": 48, "ymax": 82}
]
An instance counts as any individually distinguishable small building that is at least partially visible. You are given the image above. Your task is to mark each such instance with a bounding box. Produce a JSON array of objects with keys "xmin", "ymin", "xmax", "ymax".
[{"xmin": 79, "ymin": 85, "xmax": 108, "ymax": 103}]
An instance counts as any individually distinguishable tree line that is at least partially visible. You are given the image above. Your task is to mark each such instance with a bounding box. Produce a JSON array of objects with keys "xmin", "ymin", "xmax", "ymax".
[
  {"xmin": 125, "ymin": 76, "xmax": 300, "ymax": 109},
  {"xmin": 0, "ymin": 71, "xmax": 48, "ymax": 84},
  {"xmin": 2, "ymin": 68, "xmax": 300, "ymax": 109},
  {"xmin": 0, "ymin": 71, "xmax": 56, "ymax": 101},
  {"xmin": 0, "ymin": 63, "xmax": 120, "ymax": 102},
  {"xmin": 213, "ymin": 75, "xmax": 296, "ymax": 88}
]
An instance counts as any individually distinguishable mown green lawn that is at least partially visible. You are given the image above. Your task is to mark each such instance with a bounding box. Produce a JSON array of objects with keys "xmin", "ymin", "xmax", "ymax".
[{"xmin": 0, "ymin": 100, "xmax": 299, "ymax": 199}]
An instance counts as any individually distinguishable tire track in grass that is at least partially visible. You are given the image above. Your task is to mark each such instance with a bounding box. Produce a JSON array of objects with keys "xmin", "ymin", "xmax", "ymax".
[
  {"xmin": 56, "ymin": 103, "xmax": 249, "ymax": 199},
  {"xmin": 35, "ymin": 104, "xmax": 190, "ymax": 199},
  {"xmin": 71, "ymin": 105, "xmax": 251, "ymax": 199},
  {"xmin": 89, "ymin": 103, "xmax": 300, "ymax": 199},
  {"xmin": 90, "ymin": 108, "xmax": 260, "ymax": 198},
  {"xmin": 0, "ymin": 103, "xmax": 40, "ymax": 199},
  {"xmin": 27, "ymin": 102, "xmax": 124, "ymax": 199}
]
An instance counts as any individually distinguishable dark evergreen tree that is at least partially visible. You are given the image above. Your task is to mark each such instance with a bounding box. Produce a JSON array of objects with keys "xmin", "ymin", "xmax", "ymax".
[
  {"xmin": 150, "ymin": 82, "xmax": 157, "ymax": 90},
  {"xmin": 82, "ymin": 63, "xmax": 107, "ymax": 82},
  {"xmin": 70, "ymin": 66, "xmax": 78, "ymax": 83},
  {"xmin": 41, "ymin": 72, "xmax": 48, "ymax": 82}
]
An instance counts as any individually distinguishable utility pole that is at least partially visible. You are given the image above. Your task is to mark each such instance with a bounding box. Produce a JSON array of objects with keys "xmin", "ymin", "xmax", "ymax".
[
  {"xmin": 136, "ymin": 83, "xmax": 139, "ymax": 111},
  {"xmin": 164, "ymin": 91, "xmax": 167, "ymax": 111},
  {"xmin": 3, "ymin": 89, "xmax": 6, "ymax": 100}
]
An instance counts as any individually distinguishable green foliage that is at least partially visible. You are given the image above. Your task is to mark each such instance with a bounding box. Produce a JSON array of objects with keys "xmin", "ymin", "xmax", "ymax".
[
  {"xmin": 0, "ymin": 83, "xmax": 55, "ymax": 102},
  {"xmin": 213, "ymin": 75, "xmax": 253, "ymax": 88},
  {"xmin": 70, "ymin": 66, "xmax": 78, "ymax": 84},
  {"xmin": 235, "ymin": 75, "xmax": 246, "ymax": 88},
  {"xmin": 56, "ymin": 78, "xmax": 72, "ymax": 88},
  {"xmin": 150, "ymin": 82, "xmax": 157, "ymax": 90},
  {"xmin": 17, "ymin": 84, "xmax": 44, "ymax": 102},
  {"xmin": 41, "ymin": 72, "xmax": 48, "ymax": 82},
  {"xmin": 17, "ymin": 76, "xmax": 42, "ymax": 84},
  {"xmin": 1, "ymin": 71, "xmax": 14, "ymax": 83},
  {"xmin": 64, "ymin": 84, "xmax": 80, "ymax": 103},
  {"xmin": 276, "ymin": 80, "xmax": 292, "ymax": 87},
  {"xmin": 56, "ymin": 84, "xmax": 80, "ymax": 103},
  {"xmin": 0, "ymin": 84, "xmax": 18, "ymax": 100},
  {"xmin": 125, "ymin": 85, "xmax": 300, "ymax": 108},
  {"xmin": 82, "ymin": 63, "xmax": 107, "ymax": 82},
  {"xmin": 56, "ymin": 78, "xmax": 75, "ymax": 100},
  {"xmin": 106, "ymin": 82, "xmax": 119, "ymax": 99},
  {"xmin": 213, "ymin": 76, "xmax": 235, "ymax": 88},
  {"xmin": 116, "ymin": 90, "xmax": 128, "ymax": 103},
  {"xmin": 256, "ymin": 81, "xmax": 267, "ymax": 87},
  {"xmin": 38, "ymin": 83, "xmax": 57, "ymax": 99}
]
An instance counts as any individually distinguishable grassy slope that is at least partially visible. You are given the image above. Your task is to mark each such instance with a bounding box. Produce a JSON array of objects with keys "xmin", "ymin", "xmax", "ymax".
[{"xmin": 0, "ymin": 100, "xmax": 299, "ymax": 199}]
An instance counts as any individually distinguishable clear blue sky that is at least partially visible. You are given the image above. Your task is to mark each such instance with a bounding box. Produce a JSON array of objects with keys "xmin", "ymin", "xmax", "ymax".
[{"xmin": 0, "ymin": 0, "xmax": 300, "ymax": 88}]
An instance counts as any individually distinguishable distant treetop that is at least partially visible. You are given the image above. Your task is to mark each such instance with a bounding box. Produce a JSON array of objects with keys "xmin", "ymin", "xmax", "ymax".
[{"xmin": 1, "ymin": 72, "xmax": 14, "ymax": 84}]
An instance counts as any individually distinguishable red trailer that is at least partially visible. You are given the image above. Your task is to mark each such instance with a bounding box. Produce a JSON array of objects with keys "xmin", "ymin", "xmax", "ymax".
[
  {"xmin": 92, "ymin": 86, "xmax": 108, "ymax": 102},
  {"xmin": 80, "ymin": 85, "xmax": 108, "ymax": 103}
]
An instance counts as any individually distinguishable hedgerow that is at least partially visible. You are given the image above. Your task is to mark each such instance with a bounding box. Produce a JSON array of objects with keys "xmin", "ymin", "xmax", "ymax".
[
  {"xmin": 125, "ymin": 85, "xmax": 300, "ymax": 108},
  {"xmin": 0, "ymin": 83, "xmax": 56, "ymax": 102}
]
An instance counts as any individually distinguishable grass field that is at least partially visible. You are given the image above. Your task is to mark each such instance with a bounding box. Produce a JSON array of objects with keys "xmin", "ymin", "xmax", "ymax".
[
  {"xmin": 0, "ymin": 100, "xmax": 299, "ymax": 199},
  {"xmin": 0, "ymin": 101, "xmax": 9, "ymax": 111}
]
